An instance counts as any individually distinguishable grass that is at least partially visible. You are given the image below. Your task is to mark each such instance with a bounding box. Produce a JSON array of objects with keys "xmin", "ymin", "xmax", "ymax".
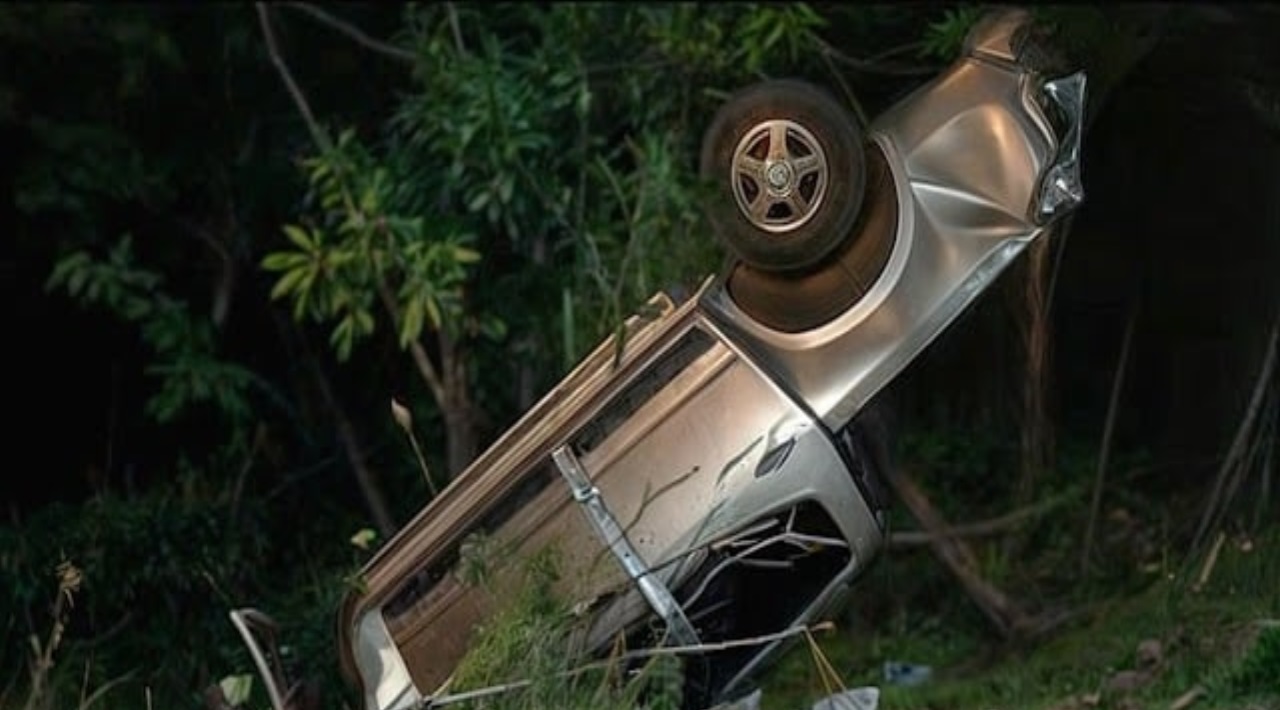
[
  {"xmin": 757, "ymin": 528, "xmax": 1280, "ymax": 710},
  {"xmin": 432, "ymin": 515, "xmax": 1279, "ymax": 710},
  {"xmin": 443, "ymin": 546, "xmax": 685, "ymax": 710},
  {"xmin": 15, "ymin": 512, "xmax": 1270, "ymax": 710}
]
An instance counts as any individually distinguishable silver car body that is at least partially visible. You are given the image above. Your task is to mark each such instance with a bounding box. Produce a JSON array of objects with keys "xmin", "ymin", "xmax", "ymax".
[
  {"xmin": 704, "ymin": 11, "xmax": 1085, "ymax": 433},
  {"xmin": 335, "ymin": 9, "xmax": 1086, "ymax": 710}
]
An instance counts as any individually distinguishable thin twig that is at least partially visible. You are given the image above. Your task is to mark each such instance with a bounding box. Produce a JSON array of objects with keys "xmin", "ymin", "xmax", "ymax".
[
  {"xmin": 424, "ymin": 622, "xmax": 835, "ymax": 707},
  {"xmin": 297, "ymin": 324, "xmax": 397, "ymax": 535},
  {"xmin": 1193, "ymin": 531, "xmax": 1227, "ymax": 592},
  {"xmin": 1081, "ymin": 296, "xmax": 1139, "ymax": 574},
  {"xmin": 1192, "ymin": 319, "xmax": 1278, "ymax": 550},
  {"xmin": 867, "ymin": 40, "xmax": 928, "ymax": 64},
  {"xmin": 1222, "ymin": 368, "xmax": 1275, "ymax": 528},
  {"xmin": 256, "ymin": 3, "xmax": 333, "ymax": 154},
  {"xmin": 889, "ymin": 491, "xmax": 1076, "ymax": 546},
  {"xmin": 77, "ymin": 668, "xmax": 138, "ymax": 710},
  {"xmin": 75, "ymin": 612, "xmax": 134, "ymax": 652},
  {"xmin": 585, "ymin": 58, "xmax": 679, "ymax": 76},
  {"xmin": 1254, "ymin": 395, "xmax": 1275, "ymax": 530},
  {"xmin": 804, "ymin": 626, "xmax": 847, "ymax": 697},
  {"xmin": 815, "ymin": 36, "xmax": 942, "ymax": 77},
  {"xmin": 888, "ymin": 467, "xmax": 1032, "ymax": 638},
  {"xmin": 819, "ymin": 46, "xmax": 869, "ymax": 128},
  {"xmin": 1168, "ymin": 685, "xmax": 1206, "ymax": 710},
  {"xmin": 229, "ymin": 424, "xmax": 265, "ymax": 527},
  {"xmin": 1045, "ymin": 212, "xmax": 1075, "ymax": 324},
  {"xmin": 282, "ymin": 2, "xmax": 416, "ymax": 64},
  {"xmin": 407, "ymin": 427, "xmax": 439, "ymax": 497}
]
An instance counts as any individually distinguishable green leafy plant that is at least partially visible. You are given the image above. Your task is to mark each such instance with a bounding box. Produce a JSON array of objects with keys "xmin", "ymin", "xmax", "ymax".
[
  {"xmin": 1215, "ymin": 623, "xmax": 1280, "ymax": 702},
  {"xmin": 918, "ymin": 6, "xmax": 982, "ymax": 62},
  {"xmin": 1, "ymin": 493, "xmax": 266, "ymax": 707},
  {"xmin": 263, "ymin": 129, "xmax": 482, "ymax": 361},
  {"xmin": 733, "ymin": 2, "xmax": 827, "ymax": 75},
  {"xmin": 46, "ymin": 235, "xmax": 264, "ymax": 427},
  {"xmin": 446, "ymin": 546, "xmax": 687, "ymax": 710},
  {"xmin": 19, "ymin": 559, "xmax": 82, "ymax": 710}
]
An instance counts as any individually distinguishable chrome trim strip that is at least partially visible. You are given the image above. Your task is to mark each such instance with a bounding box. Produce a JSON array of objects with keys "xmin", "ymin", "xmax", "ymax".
[
  {"xmin": 353, "ymin": 610, "xmax": 422, "ymax": 710},
  {"xmin": 551, "ymin": 444, "xmax": 700, "ymax": 646}
]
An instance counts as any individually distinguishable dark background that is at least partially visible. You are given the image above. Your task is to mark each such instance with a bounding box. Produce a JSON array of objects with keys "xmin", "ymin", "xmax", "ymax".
[{"xmin": 2, "ymin": 3, "xmax": 1277, "ymax": 708}]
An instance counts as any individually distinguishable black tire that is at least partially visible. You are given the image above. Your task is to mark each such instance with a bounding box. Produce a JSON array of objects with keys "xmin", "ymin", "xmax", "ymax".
[{"xmin": 700, "ymin": 79, "xmax": 866, "ymax": 273}]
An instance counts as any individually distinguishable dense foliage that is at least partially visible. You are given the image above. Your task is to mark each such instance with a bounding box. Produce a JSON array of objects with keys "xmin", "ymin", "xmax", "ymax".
[{"xmin": 3, "ymin": 3, "xmax": 1277, "ymax": 709}]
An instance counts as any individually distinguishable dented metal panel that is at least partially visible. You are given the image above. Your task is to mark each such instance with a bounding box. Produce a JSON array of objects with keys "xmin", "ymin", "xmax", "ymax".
[
  {"xmin": 701, "ymin": 24, "xmax": 1084, "ymax": 433},
  {"xmin": 327, "ymin": 9, "xmax": 1087, "ymax": 710}
]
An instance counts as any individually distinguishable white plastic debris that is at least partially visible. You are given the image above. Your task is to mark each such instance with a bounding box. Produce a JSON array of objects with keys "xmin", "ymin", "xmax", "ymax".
[
  {"xmin": 883, "ymin": 660, "xmax": 933, "ymax": 686},
  {"xmin": 812, "ymin": 686, "xmax": 880, "ymax": 710},
  {"xmin": 706, "ymin": 687, "xmax": 763, "ymax": 710}
]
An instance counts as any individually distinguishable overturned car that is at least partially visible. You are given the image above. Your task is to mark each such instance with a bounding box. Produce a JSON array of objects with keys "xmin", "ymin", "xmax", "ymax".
[{"xmin": 230, "ymin": 9, "xmax": 1085, "ymax": 710}]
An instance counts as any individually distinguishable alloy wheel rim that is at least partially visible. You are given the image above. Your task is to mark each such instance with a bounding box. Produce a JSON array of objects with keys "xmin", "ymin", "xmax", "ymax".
[{"xmin": 730, "ymin": 119, "xmax": 828, "ymax": 234}]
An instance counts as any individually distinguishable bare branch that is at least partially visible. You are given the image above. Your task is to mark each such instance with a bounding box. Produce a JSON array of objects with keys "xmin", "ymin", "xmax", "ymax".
[
  {"xmin": 1192, "ymin": 318, "xmax": 1279, "ymax": 549},
  {"xmin": 305, "ymin": 339, "xmax": 398, "ymax": 537},
  {"xmin": 282, "ymin": 2, "xmax": 416, "ymax": 64},
  {"xmin": 889, "ymin": 492, "xmax": 1075, "ymax": 547},
  {"xmin": 815, "ymin": 36, "xmax": 942, "ymax": 78},
  {"xmin": 256, "ymin": 3, "xmax": 332, "ymax": 155},
  {"xmin": 370, "ymin": 277, "xmax": 447, "ymax": 405},
  {"xmin": 1081, "ymin": 296, "xmax": 1139, "ymax": 574},
  {"xmin": 427, "ymin": 622, "xmax": 836, "ymax": 707},
  {"xmin": 887, "ymin": 467, "xmax": 1033, "ymax": 638},
  {"xmin": 819, "ymin": 47, "xmax": 869, "ymax": 128}
]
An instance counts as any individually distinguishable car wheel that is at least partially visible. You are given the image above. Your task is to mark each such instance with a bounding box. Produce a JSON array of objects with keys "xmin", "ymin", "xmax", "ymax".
[{"xmin": 700, "ymin": 79, "xmax": 866, "ymax": 273}]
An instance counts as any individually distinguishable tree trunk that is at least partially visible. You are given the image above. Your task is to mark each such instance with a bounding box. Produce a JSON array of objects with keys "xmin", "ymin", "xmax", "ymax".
[
  {"xmin": 887, "ymin": 467, "xmax": 1034, "ymax": 638},
  {"xmin": 393, "ymin": 291, "xmax": 483, "ymax": 481},
  {"xmin": 441, "ymin": 367, "xmax": 478, "ymax": 478},
  {"xmin": 1014, "ymin": 238, "xmax": 1055, "ymax": 509},
  {"xmin": 439, "ymin": 329, "xmax": 480, "ymax": 477}
]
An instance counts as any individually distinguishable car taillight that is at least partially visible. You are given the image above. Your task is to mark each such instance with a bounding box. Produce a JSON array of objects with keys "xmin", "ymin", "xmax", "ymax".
[
  {"xmin": 351, "ymin": 610, "xmax": 422, "ymax": 710},
  {"xmin": 1035, "ymin": 71, "xmax": 1088, "ymax": 223}
]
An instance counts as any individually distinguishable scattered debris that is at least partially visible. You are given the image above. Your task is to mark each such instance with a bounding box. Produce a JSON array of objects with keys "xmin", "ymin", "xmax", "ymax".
[
  {"xmin": 813, "ymin": 686, "xmax": 880, "ymax": 710},
  {"xmin": 707, "ymin": 688, "xmax": 762, "ymax": 710},
  {"xmin": 1104, "ymin": 669, "xmax": 1152, "ymax": 693},
  {"xmin": 1193, "ymin": 531, "xmax": 1228, "ymax": 592},
  {"xmin": 1167, "ymin": 684, "xmax": 1205, "ymax": 710},
  {"xmin": 1103, "ymin": 636, "xmax": 1164, "ymax": 695},
  {"xmin": 1136, "ymin": 638, "xmax": 1163, "ymax": 669},
  {"xmin": 883, "ymin": 661, "xmax": 932, "ymax": 687}
]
